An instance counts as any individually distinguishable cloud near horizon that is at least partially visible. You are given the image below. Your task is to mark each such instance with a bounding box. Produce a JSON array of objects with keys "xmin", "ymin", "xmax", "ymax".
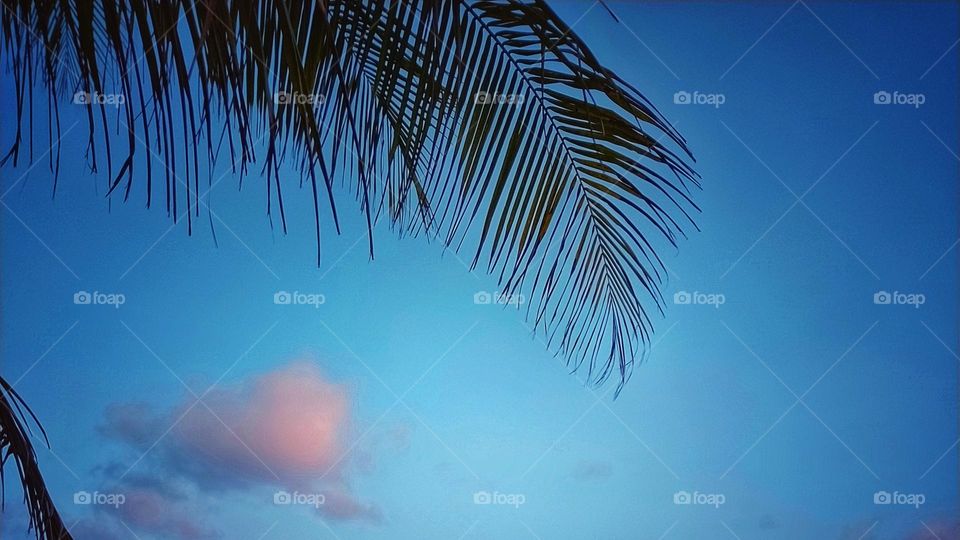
[{"xmin": 81, "ymin": 361, "xmax": 381, "ymax": 539}]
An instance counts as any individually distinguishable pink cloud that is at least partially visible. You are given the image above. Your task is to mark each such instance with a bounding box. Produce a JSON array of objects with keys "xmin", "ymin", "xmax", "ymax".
[
  {"xmin": 173, "ymin": 361, "xmax": 351, "ymax": 485},
  {"xmin": 96, "ymin": 361, "xmax": 382, "ymax": 536}
]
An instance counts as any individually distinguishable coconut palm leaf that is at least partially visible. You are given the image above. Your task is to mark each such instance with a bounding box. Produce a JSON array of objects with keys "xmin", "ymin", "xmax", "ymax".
[
  {"xmin": 0, "ymin": 376, "xmax": 71, "ymax": 540},
  {"xmin": 1, "ymin": 2, "xmax": 698, "ymax": 534},
  {"xmin": 2, "ymin": 0, "xmax": 699, "ymax": 388}
]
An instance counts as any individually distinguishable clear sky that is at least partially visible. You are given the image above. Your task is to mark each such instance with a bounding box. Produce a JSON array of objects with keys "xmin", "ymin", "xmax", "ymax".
[{"xmin": 1, "ymin": 2, "xmax": 957, "ymax": 539}]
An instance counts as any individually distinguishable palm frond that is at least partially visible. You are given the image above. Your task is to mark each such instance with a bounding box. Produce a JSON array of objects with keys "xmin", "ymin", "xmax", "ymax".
[
  {"xmin": 1, "ymin": 0, "xmax": 699, "ymax": 390},
  {"xmin": 0, "ymin": 376, "xmax": 73, "ymax": 540}
]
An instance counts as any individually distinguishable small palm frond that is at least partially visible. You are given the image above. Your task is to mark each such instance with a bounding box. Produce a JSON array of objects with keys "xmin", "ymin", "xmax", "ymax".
[
  {"xmin": 1, "ymin": 0, "xmax": 699, "ymax": 390},
  {"xmin": 0, "ymin": 377, "xmax": 73, "ymax": 540}
]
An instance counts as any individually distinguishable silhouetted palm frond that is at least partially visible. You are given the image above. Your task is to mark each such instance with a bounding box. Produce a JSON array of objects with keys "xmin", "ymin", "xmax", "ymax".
[
  {"xmin": 2, "ymin": 2, "xmax": 700, "ymax": 536},
  {"xmin": 1, "ymin": 0, "xmax": 697, "ymax": 392},
  {"xmin": 0, "ymin": 377, "xmax": 72, "ymax": 540}
]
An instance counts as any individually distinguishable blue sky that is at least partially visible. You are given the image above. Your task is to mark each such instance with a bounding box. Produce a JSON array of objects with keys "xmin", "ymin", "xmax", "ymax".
[{"xmin": 1, "ymin": 1, "xmax": 958, "ymax": 539}]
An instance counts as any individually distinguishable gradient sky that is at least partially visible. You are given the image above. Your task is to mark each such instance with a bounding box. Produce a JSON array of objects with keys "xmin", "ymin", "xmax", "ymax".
[{"xmin": 1, "ymin": 2, "xmax": 958, "ymax": 539}]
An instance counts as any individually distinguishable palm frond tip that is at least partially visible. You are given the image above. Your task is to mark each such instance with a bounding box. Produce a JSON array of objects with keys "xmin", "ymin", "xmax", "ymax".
[{"xmin": 0, "ymin": 377, "xmax": 72, "ymax": 540}]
